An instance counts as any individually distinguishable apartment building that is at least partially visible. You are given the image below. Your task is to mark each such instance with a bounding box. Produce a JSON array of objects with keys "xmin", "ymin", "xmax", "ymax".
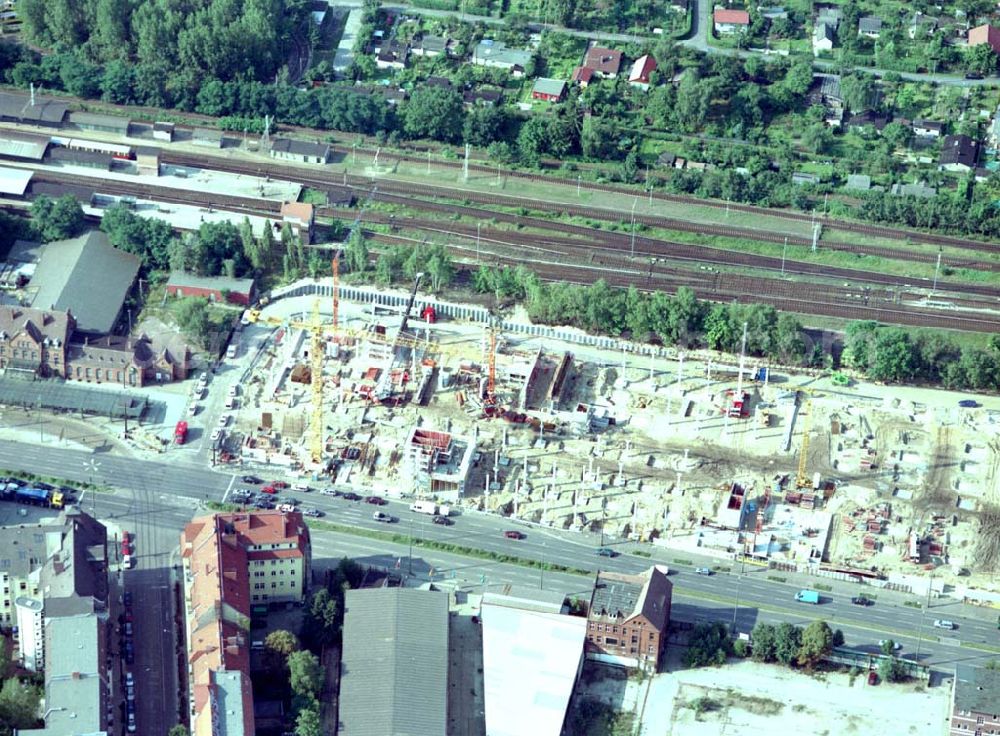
[
  {"xmin": 951, "ymin": 664, "xmax": 1000, "ymax": 735},
  {"xmin": 181, "ymin": 511, "xmax": 311, "ymax": 736}
]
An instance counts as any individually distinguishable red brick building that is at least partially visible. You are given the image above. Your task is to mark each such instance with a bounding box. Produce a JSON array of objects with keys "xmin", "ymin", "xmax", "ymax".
[
  {"xmin": 66, "ymin": 333, "xmax": 191, "ymax": 387},
  {"xmin": 0, "ymin": 306, "xmax": 74, "ymax": 377},
  {"xmin": 585, "ymin": 565, "xmax": 672, "ymax": 671},
  {"xmin": 165, "ymin": 272, "xmax": 256, "ymax": 306}
]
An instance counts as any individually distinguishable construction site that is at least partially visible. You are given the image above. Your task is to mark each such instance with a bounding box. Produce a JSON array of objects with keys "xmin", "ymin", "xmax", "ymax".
[{"xmin": 219, "ymin": 270, "xmax": 1000, "ymax": 598}]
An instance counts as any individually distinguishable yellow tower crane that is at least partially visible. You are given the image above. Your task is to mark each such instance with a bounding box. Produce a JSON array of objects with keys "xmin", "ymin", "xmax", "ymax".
[
  {"xmin": 247, "ymin": 301, "xmax": 329, "ymax": 464},
  {"xmin": 795, "ymin": 388, "xmax": 822, "ymax": 489}
]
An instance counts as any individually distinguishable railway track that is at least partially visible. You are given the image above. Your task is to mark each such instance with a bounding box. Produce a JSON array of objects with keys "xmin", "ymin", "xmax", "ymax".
[
  {"xmin": 28, "ymin": 167, "xmax": 999, "ymax": 333},
  {"xmin": 375, "ymin": 231, "xmax": 999, "ymax": 333}
]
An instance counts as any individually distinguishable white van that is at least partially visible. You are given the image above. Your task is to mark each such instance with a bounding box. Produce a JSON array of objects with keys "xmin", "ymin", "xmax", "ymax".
[
  {"xmin": 224, "ymin": 396, "xmax": 236, "ymax": 409},
  {"xmin": 226, "ymin": 344, "xmax": 238, "ymax": 359},
  {"xmin": 291, "ymin": 482, "xmax": 311, "ymax": 492}
]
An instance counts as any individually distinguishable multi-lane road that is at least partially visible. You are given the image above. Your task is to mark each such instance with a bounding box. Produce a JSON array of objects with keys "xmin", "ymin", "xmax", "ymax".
[{"xmin": 2, "ymin": 437, "xmax": 998, "ymax": 682}]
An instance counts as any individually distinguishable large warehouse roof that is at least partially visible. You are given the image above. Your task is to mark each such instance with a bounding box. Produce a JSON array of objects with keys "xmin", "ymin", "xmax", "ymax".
[
  {"xmin": 0, "ymin": 132, "xmax": 48, "ymax": 160},
  {"xmin": 30, "ymin": 230, "xmax": 139, "ymax": 334},
  {"xmin": 340, "ymin": 588, "xmax": 449, "ymax": 736},
  {"xmin": 481, "ymin": 600, "xmax": 587, "ymax": 736}
]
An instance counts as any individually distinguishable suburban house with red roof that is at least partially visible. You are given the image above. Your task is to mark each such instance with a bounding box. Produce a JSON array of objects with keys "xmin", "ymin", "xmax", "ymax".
[
  {"xmin": 583, "ymin": 46, "xmax": 624, "ymax": 78},
  {"xmin": 628, "ymin": 54, "xmax": 658, "ymax": 90},
  {"xmin": 714, "ymin": 8, "xmax": 751, "ymax": 34}
]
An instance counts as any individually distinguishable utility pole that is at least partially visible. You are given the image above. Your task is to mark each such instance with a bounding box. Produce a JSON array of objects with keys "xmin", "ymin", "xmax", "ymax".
[
  {"xmin": 781, "ymin": 237, "xmax": 788, "ymax": 276},
  {"xmin": 931, "ymin": 250, "xmax": 942, "ymax": 295},
  {"xmin": 476, "ymin": 222, "xmax": 482, "ymax": 263},
  {"xmin": 630, "ymin": 197, "xmax": 638, "ymax": 258}
]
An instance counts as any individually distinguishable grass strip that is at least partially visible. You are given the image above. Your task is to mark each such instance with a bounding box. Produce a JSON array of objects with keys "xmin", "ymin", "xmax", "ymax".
[
  {"xmin": 0, "ymin": 467, "xmax": 113, "ymax": 493},
  {"xmin": 310, "ymin": 519, "xmax": 591, "ymax": 575},
  {"xmin": 961, "ymin": 640, "xmax": 1000, "ymax": 654}
]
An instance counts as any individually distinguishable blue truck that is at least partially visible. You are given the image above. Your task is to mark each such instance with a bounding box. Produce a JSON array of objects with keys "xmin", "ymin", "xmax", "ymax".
[
  {"xmin": 6, "ymin": 486, "xmax": 64, "ymax": 508},
  {"xmin": 795, "ymin": 589, "xmax": 820, "ymax": 604}
]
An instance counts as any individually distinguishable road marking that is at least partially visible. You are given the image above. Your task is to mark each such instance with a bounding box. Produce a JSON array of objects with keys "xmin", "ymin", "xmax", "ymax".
[{"xmin": 222, "ymin": 474, "xmax": 237, "ymax": 502}]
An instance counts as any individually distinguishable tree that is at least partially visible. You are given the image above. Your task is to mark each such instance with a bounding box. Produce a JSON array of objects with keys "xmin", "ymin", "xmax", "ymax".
[
  {"xmin": 517, "ymin": 117, "xmax": 550, "ymax": 162},
  {"xmin": 295, "ymin": 704, "xmax": 323, "ymax": 736},
  {"xmin": 840, "ymin": 73, "xmax": 877, "ymax": 113},
  {"xmin": 402, "ymin": 87, "xmax": 465, "ymax": 143},
  {"xmin": 878, "ymin": 655, "xmax": 908, "ymax": 683},
  {"xmin": 343, "ymin": 229, "xmax": 369, "ymax": 273},
  {"xmin": 0, "ymin": 678, "xmax": 42, "ymax": 730},
  {"xmin": 802, "ymin": 122, "xmax": 832, "ymax": 154},
  {"xmin": 288, "ymin": 650, "xmax": 324, "ymax": 699},
  {"xmin": 266, "ymin": 629, "xmax": 300, "ymax": 656},
  {"xmin": 965, "ymin": 42, "xmax": 999, "ymax": 77},
  {"xmin": 464, "ymin": 106, "xmax": 508, "ymax": 147},
  {"xmin": 174, "ymin": 297, "xmax": 213, "ymax": 345},
  {"xmin": 797, "ymin": 620, "xmax": 833, "ymax": 667},
  {"xmin": 424, "ymin": 243, "xmax": 454, "ymax": 292},
  {"xmin": 100, "ymin": 206, "xmax": 174, "ymax": 270},
  {"xmin": 30, "ymin": 194, "xmax": 85, "ymax": 242},
  {"xmin": 773, "ymin": 622, "xmax": 802, "ymax": 665},
  {"xmin": 683, "ymin": 621, "xmax": 732, "ymax": 667},
  {"xmin": 167, "ymin": 726, "xmax": 190, "ymax": 736},
  {"xmin": 750, "ymin": 623, "xmax": 777, "ymax": 662},
  {"xmin": 879, "ymin": 639, "xmax": 896, "ymax": 656}
]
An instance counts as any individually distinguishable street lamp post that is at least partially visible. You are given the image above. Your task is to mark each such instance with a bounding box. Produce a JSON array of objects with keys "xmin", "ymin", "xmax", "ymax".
[{"xmin": 83, "ymin": 459, "xmax": 101, "ymax": 518}]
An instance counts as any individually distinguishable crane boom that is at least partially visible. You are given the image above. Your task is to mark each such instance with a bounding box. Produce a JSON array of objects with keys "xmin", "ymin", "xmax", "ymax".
[{"xmin": 332, "ymin": 255, "xmax": 339, "ymax": 341}]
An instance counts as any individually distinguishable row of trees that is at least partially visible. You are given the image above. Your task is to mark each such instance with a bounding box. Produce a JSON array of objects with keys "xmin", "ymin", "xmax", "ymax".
[
  {"xmin": 844, "ymin": 321, "xmax": 1000, "ymax": 390},
  {"xmin": 685, "ymin": 620, "xmax": 838, "ymax": 671},
  {"xmin": 472, "ymin": 266, "xmax": 814, "ymax": 364}
]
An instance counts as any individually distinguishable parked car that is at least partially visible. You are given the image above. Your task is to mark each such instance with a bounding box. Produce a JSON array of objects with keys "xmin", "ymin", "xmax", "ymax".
[
  {"xmin": 965, "ymin": 71, "xmax": 985, "ymax": 80},
  {"xmin": 242, "ymin": 475, "xmax": 262, "ymax": 484},
  {"xmin": 271, "ymin": 481, "xmax": 289, "ymax": 490},
  {"xmin": 210, "ymin": 428, "xmax": 223, "ymax": 443},
  {"xmin": 365, "ymin": 496, "xmax": 387, "ymax": 505},
  {"xmin": 123, "ymin": 590, "xmax": 132, "ymax": 607},
  {"xmin": 867, "ymin": 671, "xmax": 878, "ymax": 685},
  {"xmin": 125, "ymin": 672, "xmax": 134, "ymax": 688},
  {"xmin": 503, "ymin": 530, "xmax": 525, "ymax": 540},
  {"xmin": 596, "ymin": 547, "xmax": 617, "ymax": 557},
  {"xmin": 432, "ymin": 515, "xmax": 453, "ymax": 526},
  {"xmin": 958, "ymin": 399, "xmax": 979, "ymax": 408},
  {"xmin": 342, "ymin": 492, "xmax": 361, "ymax": 501},
  {"xmin": 851, "ymin": 596, "xmax": 873, "ymax": 606},
  {"xmin": 933, "ymin": 619, "xmax": 955, "ymax": 629},
  {"xmin": 122, "ymin": 554, "xmax": 132, "ymax": 569},
  {"xmin": 124, "ymin": 642, "xmax": 134, "ymax": 664},
  {"xmin": 217, "ymin": 414, "xmax": 231, "ymax": 427},
  {"xmin": 260, "ymin": 486, "xmax": 277, "ymax": 495}
]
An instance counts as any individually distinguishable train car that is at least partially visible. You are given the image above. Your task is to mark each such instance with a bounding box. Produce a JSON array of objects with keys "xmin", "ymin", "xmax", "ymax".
[{"xmin": 57, "ymin": 137, "xmax": 134, "ymax": 161}]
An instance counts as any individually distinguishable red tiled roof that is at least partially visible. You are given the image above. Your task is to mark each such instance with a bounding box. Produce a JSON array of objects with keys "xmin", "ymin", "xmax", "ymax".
[
  {"xmin": 247, "ymin": 548, "xmax": 304, "ymax": 561},
  {"xmin": 714, "ymin": 8, "xmax": 750, "ymax": 24},
  {"xmin": 572, "ymin": 66, "xmax": 594, "ymax": 83},
  {"xmin": 628, "ymin": 55, "xmax": 658, "ymax": 84}
]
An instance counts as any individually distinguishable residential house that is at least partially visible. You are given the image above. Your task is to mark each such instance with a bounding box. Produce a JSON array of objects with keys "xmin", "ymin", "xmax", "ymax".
[
  {"xmin": 532, "ymin": 78, "xmax": 566, "ymax": 102},
  {"xmin": 411, "ymin": 34, "xmax": 447, "ymax": 57},
  {"xmin": 912, "ymin": 119, "xmax": 944, "ymax": 138},
  {"xmin": 950, "ymin": 664, "xmax": 1000, "ymax": 736},
  {"xmin": 572, "ymin": 66, "xmax": 595, "ymax": 87},
  {"xmin": 813, "ymin": 22, "xmax": 835, "ymax": 55},
  {"xmin": 939, "ymin": 134, "xmax": 980, "ymax": 172},
  {"xmin": 858, "ymin": 16, "xmax": 883, "ymax": 38},
  {"xmin": 583, "ymin": 46, "xmax": 623, "ymax": 78},
  {"xmin": 713, "ymin": 8, "xmax": 750, "ymax": 34},
  {"xmin": 166, "ymin": 272, "xmax": 257, "ymax": 306},
  {"xmin": 585, "ymin": 565, "xmax": 672, "ymax": 671},
  {"xmin": 968, "ymin": 23, "xmax": 1000, "ymax": 54},
  {"xmin": 270, "ymin": 138, "xmax": 330, "ymax": 164},
  {"xmin": 425, "ymin": 76, "xmax": 453, "ymax": 90},
  {"xmin": 471, "ymin": 40, "xmax": 532, "ymax": 76},
  {"xmin": 847, "ymin": 109, "xmax": 889, "ymax": 131},
  {"xmin": 845, "ymin": 174, "xmax": 871, "ymax": 191},
  {"xmin": 28, "ymin": 230, "xmax": 140, "ymax": 336},
  {"xmin": 891, "ymin": 181, "xmax": 937, "ymax": 198},
  {"xmin": 628, "ymin": 54, "xmax": 658, "ymax": 89},
  {"xmin": 376, "ymin": 39, "xmax": 409, "ymax": 70},
  {"xmin": 816, "ymin": 5, "xmax": 842, "ymax": 30},
  {"xmin": 909, "ymin": 12, "xmax": 939, "ymax": 39},
  {"xmin": 792, "ymin": 172, "xmax": 820, "ymax": 186},
  {"xmin": 0, "ymin": 306, "xmax": 73, "ymax": 378},
  {"xmin": 463, "ymin": 88, "xmax": 503, "ymax": 107},
  {"xmin": 669, "ymin": 0, "xmax": 689, "ymax": 11},
  {"xmin": 181, "ymin": 511, "xmax": 312, "ymax": 736},
  {"xmin": 382, "ymin": 86, "xmax": 407, "ymax": 106}
]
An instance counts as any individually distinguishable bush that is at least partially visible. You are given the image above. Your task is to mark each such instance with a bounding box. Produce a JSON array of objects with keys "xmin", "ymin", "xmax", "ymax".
[
  {"xmin": 684, "ymin": 622, "xmax": 732, "ymax": 667},
  {"xmin": 733, "ymin": 639, "xmax": 750, "ymax": 658}
]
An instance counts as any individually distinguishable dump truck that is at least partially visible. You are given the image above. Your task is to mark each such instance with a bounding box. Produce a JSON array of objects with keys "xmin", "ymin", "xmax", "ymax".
[{"xmin": 794, "ymin": 589, "xmax": 820, "ymax": 604}]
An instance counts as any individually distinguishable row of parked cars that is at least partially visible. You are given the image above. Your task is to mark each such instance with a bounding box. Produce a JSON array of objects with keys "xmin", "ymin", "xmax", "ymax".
[{"xmin": 121, "ymin": 589, "xmax": 137, "ymax": 733}]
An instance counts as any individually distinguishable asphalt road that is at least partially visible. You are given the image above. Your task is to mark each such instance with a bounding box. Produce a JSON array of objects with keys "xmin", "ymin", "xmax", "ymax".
[{"xmin": 3, "ymin": 437, "xmax": 997, "ymax": 674}]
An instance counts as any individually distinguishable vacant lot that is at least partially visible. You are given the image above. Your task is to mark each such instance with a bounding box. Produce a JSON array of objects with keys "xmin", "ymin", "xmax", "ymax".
[{"xmin": 639, "ymin": 658, "xmax": 951, "ymax": 736}]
